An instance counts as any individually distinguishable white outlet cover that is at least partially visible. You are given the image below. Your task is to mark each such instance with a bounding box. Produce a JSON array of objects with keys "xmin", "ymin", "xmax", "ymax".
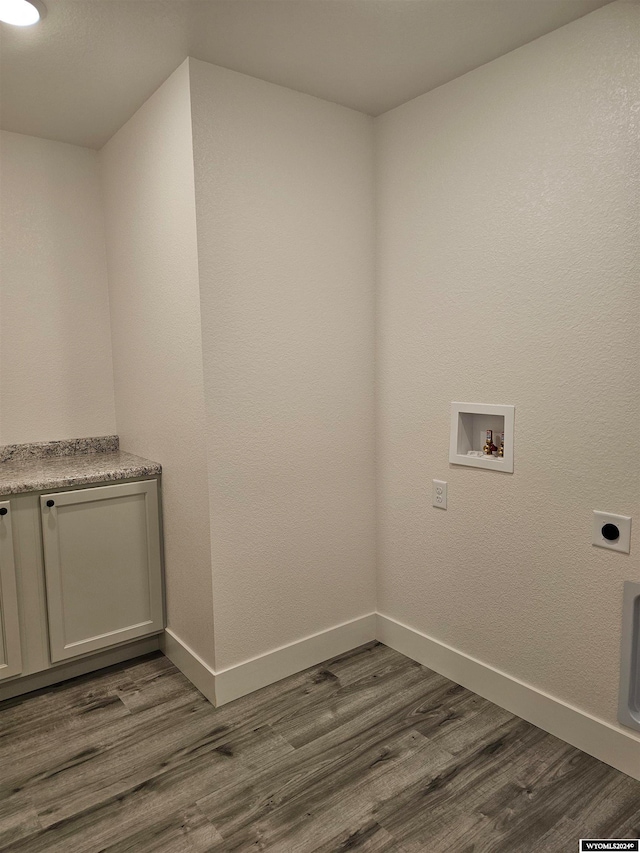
[
  {"xmin": 432, "ymin": 479, "xmax": 447, "ymax": 510},
  {"xmin": 592, "ymin": 511, "xmax": 631, "ymax": 554}
]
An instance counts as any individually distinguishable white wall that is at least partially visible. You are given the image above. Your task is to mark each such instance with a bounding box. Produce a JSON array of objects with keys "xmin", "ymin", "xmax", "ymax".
[
  {"xmin": 376, "ymin": 0, "xmax": 640, "ymax": 735},
  {"xmin": 189, "ymin": 59, "xmax": 377, "ymax": 669},
  {"xmin": 0, "ymin": 131, "xmax": 116, "ymax": 445},
  {"xmin": 100, "ymin": 61, "xmax": 216, "ymax": 666}
]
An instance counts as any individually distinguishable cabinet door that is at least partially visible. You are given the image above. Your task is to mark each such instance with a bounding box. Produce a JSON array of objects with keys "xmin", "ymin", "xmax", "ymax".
[
  {"xmin": 41, "ymin": 480, "xmax": 163, "ymax": 663},
  {"xmin": 0, "ymin": 500, "xmax": 22, "ymax": 680}
]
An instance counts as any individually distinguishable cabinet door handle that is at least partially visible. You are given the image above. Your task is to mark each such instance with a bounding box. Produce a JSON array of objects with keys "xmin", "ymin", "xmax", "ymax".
[
  {"xmin": 46, "ymin": 500, "xmax": 55, "ymax": 508},
  {"xmin": 0, "ymin": 507, "xmax": 7, "ymax": 516}
]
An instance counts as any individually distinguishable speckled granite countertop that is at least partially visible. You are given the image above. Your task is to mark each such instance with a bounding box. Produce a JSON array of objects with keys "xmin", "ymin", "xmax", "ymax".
[{"xmin": 0, "ymin": 437, "xmax": 161, "ymax": 495}]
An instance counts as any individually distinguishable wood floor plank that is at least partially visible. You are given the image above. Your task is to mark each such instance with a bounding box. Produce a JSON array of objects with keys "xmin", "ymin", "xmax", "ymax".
[
  {"xmin": 603, "ymin": 810, "xmax": 640, "ymax": 846},
  {"xmin": 564, "ymin": 764, "xmax": 640, "ymax": 839},
  {"xmin": 413, "ymin": 687, "xmax": 516, "ymax": 755},
  {"xmin": 206, "ymin": 729, "xmax": 453, "ymax": 852},
  {"xmin": 196, "ymin": 674, "xmax": 462, "ymax": 839},
  {"xmin": 373, "ymin": 716, "xmax": 550, "ymax": 847},
  {"xmin": 3, "ymin": 691, "xmax": 210, "ymax": 819},
  {"xmin": 33, "ymin": 719, "xmax": 293, "ymax": 833},
  {"xmin": 310, "ymin": 820, "xmax": 400, "ymax": 853},
  {"xmin": 323, "ymin": 641, "xmax": 413, "ymax": 687},
  {"xmin": 0, "ymin": 796, "xmax": 42, "ymax": 849},
  {"xmin": 535, "ymin": 816, "xmax": 584, "ymax": 853},
  {"xmin": 100, "ymin": 805, "xmax": 224, "ymax": 853},
  {"xmin": 270, "ymin": 653, "xmax": 442, "ymax": 749},
  {"xmin": 0, "ymin": 668, "xmax": 134, "ymax": 753},
  {"xmin": 1, "ymin": 643, "xmax": 639, "ymax": 853},
  {"xmin": 467, "ymin": 745, "xmax": 602, "ymax": 852},
  {"xmin": 1, "ymin": 724, "xmax": 293, "ymax": 853},
  {"xmin": 202, "ymin": 659, "xmax": 345, "ymax": 735}
]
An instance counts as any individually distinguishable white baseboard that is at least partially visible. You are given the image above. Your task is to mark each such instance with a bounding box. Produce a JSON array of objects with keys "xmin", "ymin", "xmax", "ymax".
[
  {"xmin": 161, "ymin": 628, "xmax": 217, "ymax": 706},
  {"xmin": 161, "ymin": 613, "xmax": 640, "ymax": 781},
  {"xmin": 161, "ymin": 613, "xmax": 377, "ymax": 707},
  {"xmin": 214, "ymin": 613, "xmax": 376, "ymax": 705},
  {"xmin": 376, "ymin": 613, "xmax": 640, "ymax": 782}
]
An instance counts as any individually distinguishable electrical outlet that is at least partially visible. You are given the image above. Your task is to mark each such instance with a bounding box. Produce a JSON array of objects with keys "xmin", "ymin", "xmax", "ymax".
[
  {"xmin": 432, "ymin": 480, "xmax": 447, "ymax": 510},
  {"xmin": 592, "ymin": 511, "xmax": 631, "ymax": 553}
]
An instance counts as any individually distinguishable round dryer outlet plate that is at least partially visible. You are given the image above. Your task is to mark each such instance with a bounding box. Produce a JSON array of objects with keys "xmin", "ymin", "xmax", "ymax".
[{"xmin": 592, "ymin": 511, "xmax": 631, "ymax": 554}]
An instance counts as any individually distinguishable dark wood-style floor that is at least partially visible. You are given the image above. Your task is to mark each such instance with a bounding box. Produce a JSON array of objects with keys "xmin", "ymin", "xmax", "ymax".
[{"xmin": 1, "ymin": 642, "xmax": 639, "ymax": 853}]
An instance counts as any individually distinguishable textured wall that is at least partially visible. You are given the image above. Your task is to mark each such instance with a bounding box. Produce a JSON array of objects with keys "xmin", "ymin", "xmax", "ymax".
[
  {"xmin": 189, "ymin": 59, "xmax": 376, "ymax": 669},
  {"xmin": 0, "ymin": 131, "xmax": 116, "ymax": 445},
  {"xmin": 100, "ymin": 61, "xmax": 216, "ymax": 665},
  {"xmin": 375, "ymin": 0, "xmax": 640, "ymax": 733}
]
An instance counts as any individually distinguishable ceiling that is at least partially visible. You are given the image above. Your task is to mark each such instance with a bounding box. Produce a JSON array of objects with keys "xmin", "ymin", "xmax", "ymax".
[{"xmin": 0, "ymin": 0, "xmax": 613, "ymax": 149}]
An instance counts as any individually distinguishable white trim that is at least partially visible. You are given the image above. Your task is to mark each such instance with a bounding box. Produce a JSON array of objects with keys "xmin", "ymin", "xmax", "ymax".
[
  {"xmin": 161, "ymin": 613, "xmax": 377, "ymax": 707},
  {"xmin": 161, "ymin": 627, "xmax": 217, "ymax": 706},
  {"xmin": 214, "ymin": 613, "xmax": 377, "ymax": 706},
  {"xmin": 376, "ymin": 613, "xmax": 640, "ymax": 782}
]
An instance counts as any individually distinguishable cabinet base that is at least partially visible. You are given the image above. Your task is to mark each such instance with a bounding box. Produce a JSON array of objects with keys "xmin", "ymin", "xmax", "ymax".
[{"xmin": 0, "ymin": 634, "xmax": 161, "ymax": 702}]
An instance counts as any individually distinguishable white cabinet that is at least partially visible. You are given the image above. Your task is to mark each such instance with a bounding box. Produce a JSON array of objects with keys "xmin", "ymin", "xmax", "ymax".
[
  {"xmin": 40, "ymin": 480, "xmax": 164, "ymax": 663},
  {"xmin": 0, "ymin": 477, "xmax": 163, "ymax": 699},
  {"xmin": 0, "ymin": 500, "xmax": 23, "ymax": 680}
]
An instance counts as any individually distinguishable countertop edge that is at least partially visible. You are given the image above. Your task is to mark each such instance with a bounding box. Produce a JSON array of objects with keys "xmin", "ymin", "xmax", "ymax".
[
  {"xmin": 1, "ymin": 467, "xmax": 162, "ymax": 496},
  {"xmin": 0, "ymin": 454, "xmax": 162, "ymax": 497}
]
